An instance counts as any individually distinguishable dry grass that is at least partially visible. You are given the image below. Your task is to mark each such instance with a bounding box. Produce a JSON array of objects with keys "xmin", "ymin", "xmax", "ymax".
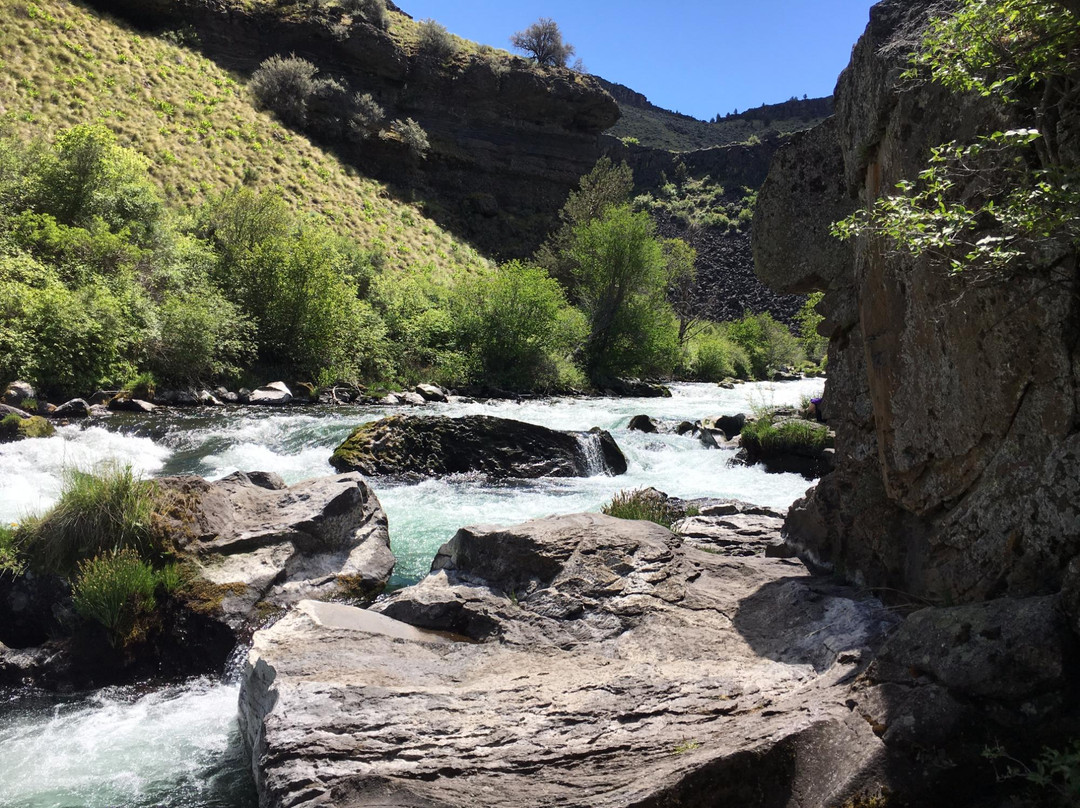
[{"xmin": 0, "ymin": 0, "xmax": 490, "ymax": 279}]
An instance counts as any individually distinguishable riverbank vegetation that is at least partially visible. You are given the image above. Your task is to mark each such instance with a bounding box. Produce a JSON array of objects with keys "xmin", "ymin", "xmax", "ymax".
[{"xmin": 0, "ymin": 0, "xmax": 824, "ymax": 401}]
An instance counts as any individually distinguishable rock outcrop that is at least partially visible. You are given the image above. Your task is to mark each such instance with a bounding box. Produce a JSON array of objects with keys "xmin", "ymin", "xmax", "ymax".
[
  {"xmin": 156, "ymin": 471, "xmax": 395, "ymax": 627},
  {"xmin": 754, "ymin": 0, "xmax": 1080, "ymax": 604},
  {"xmin": 239, "ymin": 513, "xmax": 901, "ymax": 808},
  {"xmin": 240, "ymin": 509, "xmax": 1079, "ymax": 806},
  {"xmin": 330, "ymin": 415, "xmax": 627, "ymax": 479}
]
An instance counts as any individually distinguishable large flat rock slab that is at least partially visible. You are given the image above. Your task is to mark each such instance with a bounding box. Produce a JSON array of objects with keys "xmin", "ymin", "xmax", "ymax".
[{"xmin": 240, "ymin": 513, "xmax": 900, "ymax": 807}]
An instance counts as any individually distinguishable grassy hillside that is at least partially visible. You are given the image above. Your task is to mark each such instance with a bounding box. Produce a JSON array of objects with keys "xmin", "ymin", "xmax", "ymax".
[{"xmin": 0, "ymin": 0, "xmax": 489, "ymax": 277}]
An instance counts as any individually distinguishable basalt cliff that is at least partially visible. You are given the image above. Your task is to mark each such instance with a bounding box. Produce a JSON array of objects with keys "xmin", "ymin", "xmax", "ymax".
[{"xmin": 755, "ymin": 0, "xmax": 1080, "ymax": 608}]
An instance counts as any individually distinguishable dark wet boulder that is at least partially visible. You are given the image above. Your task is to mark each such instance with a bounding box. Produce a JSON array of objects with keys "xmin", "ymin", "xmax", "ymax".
[
  {"xmin": 627, "ymin": 414, "xmax": 658, "ymax": 433},
  {"xmin": 330, "ymin": 415, "xmax": 627, "ymax": 480},
  {"xmin": 2, "ymin": 381, "xmax": 35, "ymax": 408}
]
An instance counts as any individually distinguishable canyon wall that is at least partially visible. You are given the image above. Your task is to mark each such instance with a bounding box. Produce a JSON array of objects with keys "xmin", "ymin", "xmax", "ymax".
[{"xmin": 754, "ymin": 0, "xmax": 1080, "ymax": 605}]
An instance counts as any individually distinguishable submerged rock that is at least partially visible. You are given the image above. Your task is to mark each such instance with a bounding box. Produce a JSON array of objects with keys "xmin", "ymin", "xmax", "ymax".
[
  {"xmin": 329, "ymin": 414, "xmax": 627, "ymax": 479},
  {"xmin": 240, "ymin": 513, "xmax": 899, "ymax": 808},
  {"xmin": 627, "ymin": 414, "xmax": 658, "ymax": 433}
]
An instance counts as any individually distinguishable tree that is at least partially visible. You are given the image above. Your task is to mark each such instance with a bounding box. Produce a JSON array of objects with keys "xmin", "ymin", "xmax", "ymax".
[
  {"xmin": 569, "ymin": 205, "xmax": 680, "ymax": 380},
  {"xmin": 510, "ymin": 18, "xmax": 575, "ymax": 67}
]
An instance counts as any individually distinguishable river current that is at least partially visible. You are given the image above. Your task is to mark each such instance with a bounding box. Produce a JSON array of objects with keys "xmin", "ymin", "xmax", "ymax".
[{"xmin": 0, "ymin": 380, "xmax": 823, "ymax": 807}]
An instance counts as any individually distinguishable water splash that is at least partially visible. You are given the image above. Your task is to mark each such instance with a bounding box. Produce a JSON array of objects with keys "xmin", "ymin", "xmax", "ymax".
[
  {"xmin": 574, "ymin": 431, "xmax": 609, "ymax": 476},
  {"xmin": 0, "ymin": 679, "xmax": 256, "ymax": 808}
]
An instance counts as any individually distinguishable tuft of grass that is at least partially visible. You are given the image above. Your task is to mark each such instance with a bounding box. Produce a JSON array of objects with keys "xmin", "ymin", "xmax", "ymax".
[
  {"xmin": 123, "ymin": 371, "xmax": 156, "ymax": 400},
  {"xmin": 19, "ymin": 462, "xmax": 163, "ymax": 574},
  {"xmin": 602, "ymin": 489, "xmax": 678, "ymax": 529},
  {"xmin": 71, "ymin": 548, "xmax": 157, "ymax": 648},
  {"xmin": 740, "ymin": 418, "xmax": 828, "ymax": 455},
  {"xmin": 0, "ymin": 524, "xmax": 24, "ymax": 577}
]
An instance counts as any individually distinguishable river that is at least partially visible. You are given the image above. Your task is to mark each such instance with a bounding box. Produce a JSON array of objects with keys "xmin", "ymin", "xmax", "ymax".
[{"xmin": 0, "ymin": 380, "xmax": 823, "ymax": 807}]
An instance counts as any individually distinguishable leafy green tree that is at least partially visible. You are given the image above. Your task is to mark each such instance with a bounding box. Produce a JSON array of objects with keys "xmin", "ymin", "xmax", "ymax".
[
  {"xmin": 724, "ymin": 312, "xmax": 804, "ymax": 379},
  {"xmin": 453, "ymin": 261, "xmax": 584, "ymax": 390},
  {"xmin": 569, "ymin": 205, "xmax": 680, "ymax": 380},
  {"xmin": 30, "ymin": 125, "xmax": 161, "ymax": 241}
]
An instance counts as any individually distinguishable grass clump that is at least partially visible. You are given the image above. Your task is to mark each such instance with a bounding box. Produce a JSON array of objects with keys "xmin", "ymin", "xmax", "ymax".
[
  {"xmin": 19, "ymin": 463, "xmax": 162, "ymax": 574},
  {"xmin": 0, "ymin": 524, "xmax": 24, "ymax": 577},
  {"xmin": 740, "ymin": 418, "xmax": 828, "ymax": 455},
  {"xmin": 602, "ymin": 489, "xmax": 678, "ymax": 529},
  {"xmin": 71, "ymin": 547, "xmax": 157, "ymax": 648}
]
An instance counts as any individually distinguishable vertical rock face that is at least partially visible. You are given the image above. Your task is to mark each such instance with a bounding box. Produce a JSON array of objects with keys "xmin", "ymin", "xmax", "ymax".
[{"xmin": 754, "ymin": 0, "xmax": 1080, "ymax": 604}]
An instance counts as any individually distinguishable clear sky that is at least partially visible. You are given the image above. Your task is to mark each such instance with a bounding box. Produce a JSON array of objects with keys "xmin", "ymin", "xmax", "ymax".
[{"xmin": 396, "ymin": 0, "xmax": 877, "ymax": 120}]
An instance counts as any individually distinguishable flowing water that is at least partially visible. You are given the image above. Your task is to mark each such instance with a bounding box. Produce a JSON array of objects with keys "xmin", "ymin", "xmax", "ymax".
[{"xmin": 0, "ymin": 380, "xmax": 823, "ymax": 807}]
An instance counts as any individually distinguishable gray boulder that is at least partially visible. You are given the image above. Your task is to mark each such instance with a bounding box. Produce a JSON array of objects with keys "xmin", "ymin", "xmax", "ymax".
[
  {"xmin": 248, "ymin": 382, "xmax": 292, "ymax": 406},
  {"xmin": 2, "ymin": 381, "xmax": 34, "ymax": 408},
  {"xmin": 156, "ymin": 471, "xmax": 394, "ymax": 628},
  {"xmin": 240, "ymin": 513, "xmax": 899, "ymax": 808},
  {"xmin": 52, "ymin": 398, "xmax": 91, "ymax": 418},
  {"xmin": 414, "ymin": 383, "xmax": 448, "ymax": 402}
]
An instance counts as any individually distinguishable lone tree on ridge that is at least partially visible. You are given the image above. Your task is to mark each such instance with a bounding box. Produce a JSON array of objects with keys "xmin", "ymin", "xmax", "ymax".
[{"xmin": 510, "ymin": 18, "xmax": 575, "ymax": 67}]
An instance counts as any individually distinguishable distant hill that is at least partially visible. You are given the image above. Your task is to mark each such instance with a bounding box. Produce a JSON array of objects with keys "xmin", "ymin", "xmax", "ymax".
[{"xmin": 598, "ymin": 78, "xmax": 833, "ymax": 152}]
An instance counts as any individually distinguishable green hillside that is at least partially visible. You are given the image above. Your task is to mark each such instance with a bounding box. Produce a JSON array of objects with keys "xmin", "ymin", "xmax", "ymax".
[{"xmin": 0, "ymin": 0, "xmax": 489, "ymax": 277}]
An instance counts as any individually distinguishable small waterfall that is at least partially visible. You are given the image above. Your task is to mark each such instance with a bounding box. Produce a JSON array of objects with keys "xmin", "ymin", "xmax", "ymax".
[{"xmin": 575, "ymin": 431, "xmax": 608, "ymax": 476}]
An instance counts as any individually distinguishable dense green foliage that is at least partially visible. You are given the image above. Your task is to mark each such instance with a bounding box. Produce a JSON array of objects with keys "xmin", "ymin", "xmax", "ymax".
[
  {"xmin": 17, "ymin": 463, "xmax": 161, "ymax": 574},
  {"xmin": 724, "ymin": 312, "xmax": 804, "ymax": 379},
  {"xmin": 832, "ymin": 0, "xmax": 1079, "ymax": 275},
  {"xmin": 71, "ymin": 548, "xmax": 158, "ymax": 648}
]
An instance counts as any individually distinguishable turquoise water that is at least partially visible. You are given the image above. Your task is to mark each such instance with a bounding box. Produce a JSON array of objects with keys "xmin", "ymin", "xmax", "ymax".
[{"xmin": 0, "ymin": 380, "xmax": 824, "ymax": 807}]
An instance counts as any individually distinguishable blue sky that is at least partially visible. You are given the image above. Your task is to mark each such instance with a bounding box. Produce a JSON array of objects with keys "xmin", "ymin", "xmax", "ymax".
[{"xmin": 397, "ymin": 1, "xmax": 877, "ymax": 120}]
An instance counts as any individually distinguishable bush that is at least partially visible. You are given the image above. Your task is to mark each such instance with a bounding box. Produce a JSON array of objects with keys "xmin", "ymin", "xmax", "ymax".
[
  {"xmin": 342, "ymin": 0, "xmax": 387, "ymax": 29},
  {"xmin": 416, "ymin": 19, "xmax": 458, "ymax": 61},
  {"xmin": 389, "ymin": 118, "xmax": 430, "ymax": 158},
  {"xmin": 690, "ymin": 329, "xmax": 743, "ymax": 382},
  {"xmin": 740, "ymin": 418, "xmax": 828, "ymax": 455},
  {"xmin": 72, "ymin": 548, "xmax": 157, "ymax": 648},
  {"xmin": 452, "ymin": 261, "xmax": 584, "ymax": 391},
  {"xmin": 724, "ymin": 312, "xmax": 804, "ymax": 379},
  {"xmin": 20, "ymin": 463, "xmax": 162, "ymax": 574},
  {"xmin": 349, "ymin": 92, "xmax": 385, "ymax": 139},
  {"xmin": 249, "ymin": 54, "xmax": 325, "ymax": 126},
  {"xmin": 796, "ymin": 292, "xmax": 827, "ymax": 364},
  {"xmin": 148, "ymin": 289, "xmax": 254, "ymax": 384},
  {"xmin": 510, "ymin": 18, "xmax": 575, "ymax": 67},
  {"xmin": 602, "ymin": 489, "xmax": 677, "ymax": 529}
]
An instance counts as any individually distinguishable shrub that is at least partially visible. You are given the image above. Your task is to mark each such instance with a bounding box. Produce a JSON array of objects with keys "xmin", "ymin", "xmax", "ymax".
[
  {"xmin": 724, "ymin": 312, "xmax": 804, "ymax": 379},
  {"xmin": 452, "ymin": 261, "xmax": 584, "ymax": 391},
  {"xmin": 21, "ymin": 463, "xmax": 162, "ymax": 574},
  {"xmin": 148, "ymin": 289, "xmax": 254, "ymax": 384},
  {"xmin": 0, "ymin": 524, "xmax": 23, "ymax": 577},
  {"xmin": 72, "ymin": 549, "xmax": 157, "ymax": 648},
  {"xmin": 342, "ymin": 0, "xmax": 387, "ymax": 29},
  {"xmin": 123, "ymin": 371, "xmax": 156, "ymax": 401},
  {"xmin": 389, "ymin": 118, "xmax": 430, "ymax": 159},
  {"xmin": 349, "ymin": 92, "xmax": 385, "ymax": 139},
  {"xmin": 416, "ymin": 19, "xmax": 459, "ymax": 61},
  {"xmin": 510, "ymin": 18, "xmax": 575, "ymax": 67},
  {"xmin": 249, "ymin": 54, "xmax": 324, "ymax": 126},
  {"xmin": 796, "ymin": 292, "xmax": 827, "ymax": 364},
  {"xmin": 602, "ymin": 489, "xmax": 677, "ymax": 529},
  {"xmin": 690, "ymin": 330, "xmax": 740, "ymax": 381}
]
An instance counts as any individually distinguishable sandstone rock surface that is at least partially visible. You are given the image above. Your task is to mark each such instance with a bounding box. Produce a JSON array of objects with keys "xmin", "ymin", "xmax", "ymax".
[
  {"xmin": 240, "ymin": 513, "xmax": 901, "ymax": 808},
  {"xmin": 330, "ymin": 415, "xmax": 627, "ymax": 479}
]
